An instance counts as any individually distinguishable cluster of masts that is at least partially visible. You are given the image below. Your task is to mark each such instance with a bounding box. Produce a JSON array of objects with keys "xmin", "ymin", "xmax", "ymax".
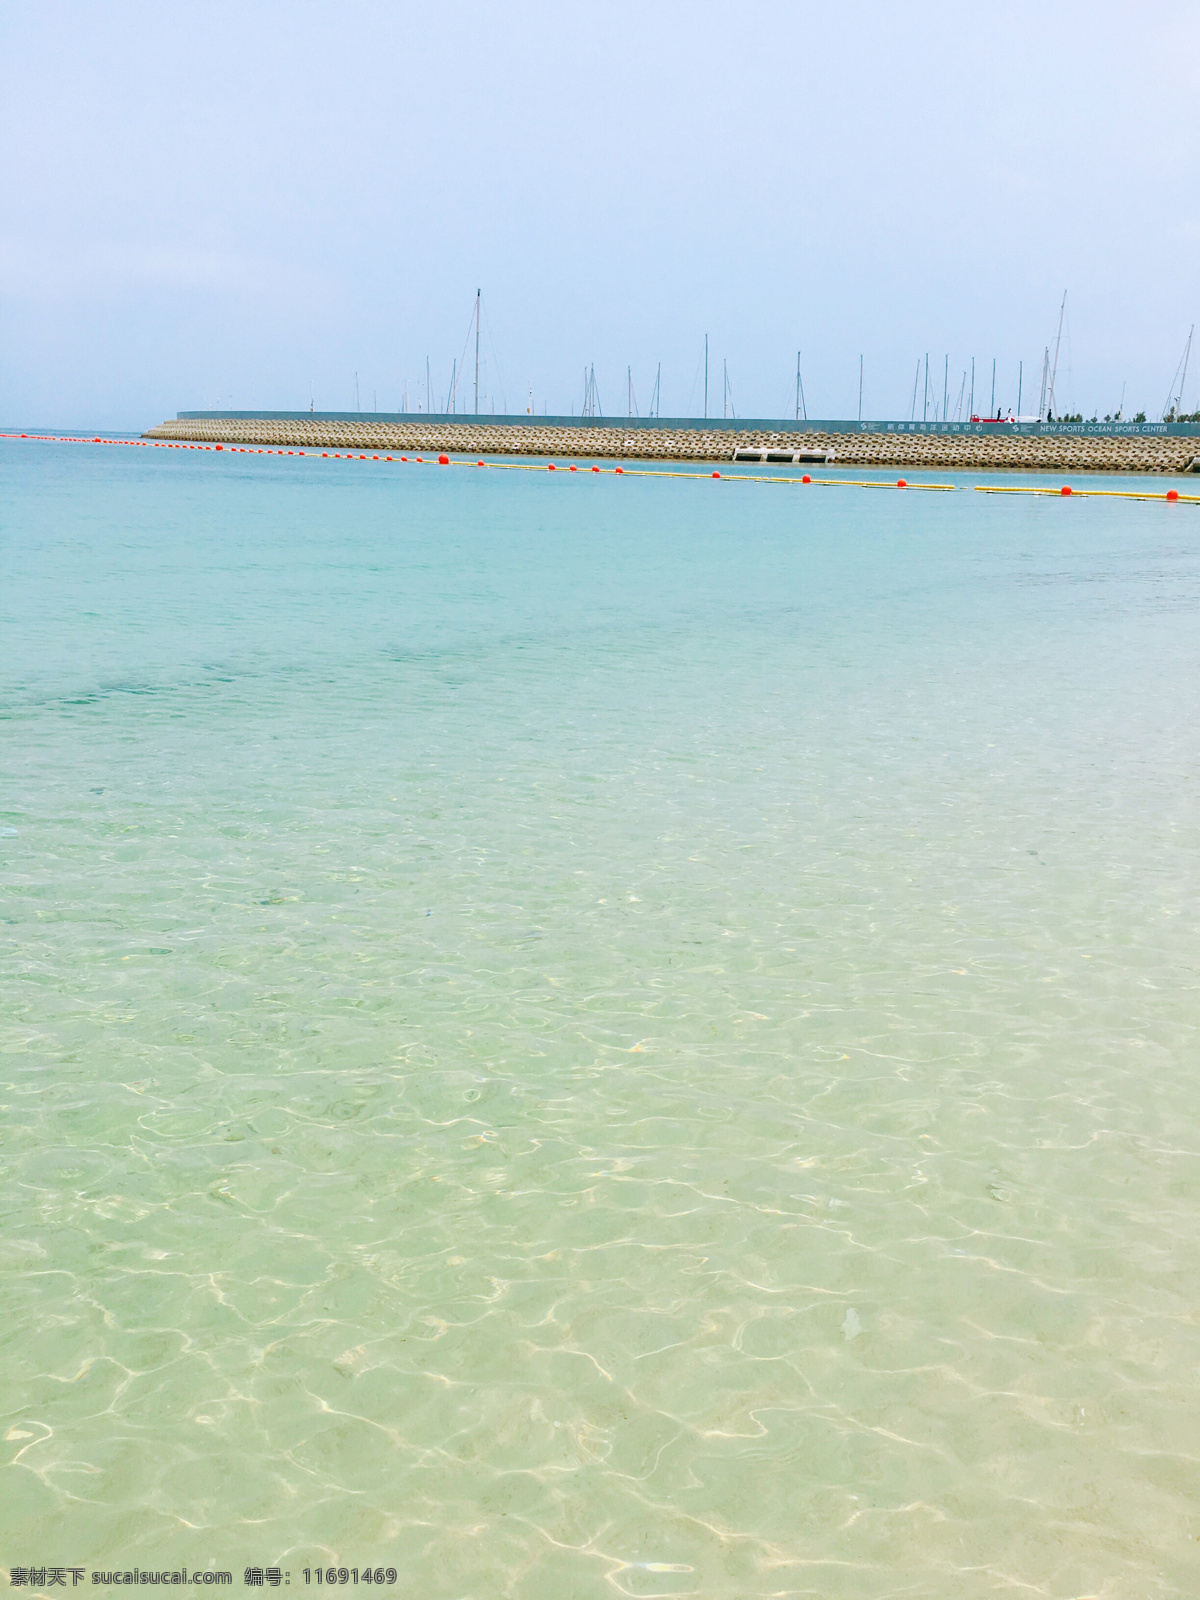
[{"xmin": 305, "ymin": 291, "xmax": 1195, "ymax": 424}]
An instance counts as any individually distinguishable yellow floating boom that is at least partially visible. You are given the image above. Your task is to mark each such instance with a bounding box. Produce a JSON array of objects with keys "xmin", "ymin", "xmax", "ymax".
[
  {"xmin": 470, "ymin": 459, "xmax": 956, "ymax": 490},
  {"xmin": 974, "ymin": 484, "xmax": 1199, "ymax": 504}
]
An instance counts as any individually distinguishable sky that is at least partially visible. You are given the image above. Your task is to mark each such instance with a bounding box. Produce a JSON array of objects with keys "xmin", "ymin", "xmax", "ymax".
[{"xmin": 2, "ymin": 0, "xmax": 1198, "ymax": 428}]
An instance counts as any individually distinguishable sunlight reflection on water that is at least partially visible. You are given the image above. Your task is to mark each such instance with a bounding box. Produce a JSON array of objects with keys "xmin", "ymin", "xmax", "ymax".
[{"xmin": 2, "ymin": 440, "xmax": 1199, "ymax": 1596}]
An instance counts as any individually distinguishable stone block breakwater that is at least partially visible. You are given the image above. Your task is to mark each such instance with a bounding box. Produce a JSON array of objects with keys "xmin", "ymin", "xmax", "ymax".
[{"xmin": 146, "ymin": 417, "xmax": 1200, "ymax": 474}]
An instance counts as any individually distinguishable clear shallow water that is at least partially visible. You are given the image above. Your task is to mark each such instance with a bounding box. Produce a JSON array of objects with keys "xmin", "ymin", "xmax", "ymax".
[{"xmin": 3, "ymin": 440, "xmax": 1200, "ymax": 1597}]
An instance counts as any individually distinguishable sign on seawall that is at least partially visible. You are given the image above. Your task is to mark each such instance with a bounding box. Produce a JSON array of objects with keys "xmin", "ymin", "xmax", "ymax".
[{"xmin": 848, "ymin": 419, "xmax": 1194, "ymax": 438}]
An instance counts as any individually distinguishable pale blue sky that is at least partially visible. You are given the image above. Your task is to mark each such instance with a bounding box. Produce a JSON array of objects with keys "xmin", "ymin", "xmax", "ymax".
[{"xmin": 3, "ymin": 0, "xmax": 1198, "ymax": 427}]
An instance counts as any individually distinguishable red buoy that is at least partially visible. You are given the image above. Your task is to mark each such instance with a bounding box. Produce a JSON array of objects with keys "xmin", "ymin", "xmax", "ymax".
[
  {"xmin": 477, "ymin": 460, "xmax": 485, "ymax": 466},
  {"xmin": 1167, "ymin": 488, "xmax": 1180, "ymax": 501},
  {"xmin": 615, "ymin": 467, "xmax": 624, "ymax": 474},
  {"xmin": 569, "ymin": 464, "xmax": 577, "ymax": 472},
  {"xmin": 547, "ymin": 463, "xmax": 556, "ymax": 470},
  {"xmin": 897, "ymin": 479, "xmax": 907, "ymax": 488},
  {"xmin": 591, "ymin": 465, "xmax": 599, "ymax": 472},
  {"xmin": 801, "ymin": 474, "xmax": 811, "ymax": 484},
  {"xmin": 438, "ymin": 454, "xmax": 449, "ymax": 465},
  {"xmin": 1061, "ymin": 485, "xmax": 1072, "ymax": 495},
  {"xmin": 712, "ymin": 471, "xmax": 720, "ymax": 478}
]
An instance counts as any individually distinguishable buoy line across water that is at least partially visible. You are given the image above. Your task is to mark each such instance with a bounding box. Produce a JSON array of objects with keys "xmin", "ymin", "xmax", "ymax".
[
  {"xmin": 973, "ymin": 483, "xmax": 1198, "ymax": 503},
  {"xmin": 3, "ymin": 434, "xmax": 1198, "ymax": 503}
]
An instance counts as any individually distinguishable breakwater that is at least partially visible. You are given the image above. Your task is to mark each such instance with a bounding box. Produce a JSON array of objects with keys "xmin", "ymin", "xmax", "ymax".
[{"xmin": 147, "ymin": 413, "xmax": 1200, "ymax": 473}]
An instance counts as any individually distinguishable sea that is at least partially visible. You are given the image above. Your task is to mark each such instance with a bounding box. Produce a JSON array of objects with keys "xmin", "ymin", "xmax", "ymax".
[{"xmin": 3, "ymin": 436, "xmax": 1199, "ymax": 1597}]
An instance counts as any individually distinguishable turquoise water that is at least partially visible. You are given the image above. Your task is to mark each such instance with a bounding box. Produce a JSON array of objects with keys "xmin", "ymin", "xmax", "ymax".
[{"xmin": 3, "ymin": 440, "xmax": 1199, "ymax": 1597}]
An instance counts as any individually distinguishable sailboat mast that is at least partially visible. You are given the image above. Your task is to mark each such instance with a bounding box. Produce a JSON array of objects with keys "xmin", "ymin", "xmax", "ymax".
[
  {"xmin": 1180, "ymin": 326, "xmax": 1194, "ymax": 415},
  {"xmin": 1048, "ymin": 290, "xmax": 1067, "ymax": 417},
  {"xmin": 474, "ymin": 290, "xmax": 480, "ymax": 415},
  {"xmin": 1164, "ymin": 324, "xmax": 1194, "ymax": 419}
]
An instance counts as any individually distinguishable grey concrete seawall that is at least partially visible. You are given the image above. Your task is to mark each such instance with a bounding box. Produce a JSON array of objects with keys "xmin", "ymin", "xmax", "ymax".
[{"xmin": 146, "ymin": 416, "xmax": 1200, "ymax": 474}]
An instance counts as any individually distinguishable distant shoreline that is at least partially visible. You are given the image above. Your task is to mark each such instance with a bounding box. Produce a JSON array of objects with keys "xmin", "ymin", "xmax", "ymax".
[{"xmin": 148, "ymin": 415, "xmax": 1200, "ymax": 474}]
